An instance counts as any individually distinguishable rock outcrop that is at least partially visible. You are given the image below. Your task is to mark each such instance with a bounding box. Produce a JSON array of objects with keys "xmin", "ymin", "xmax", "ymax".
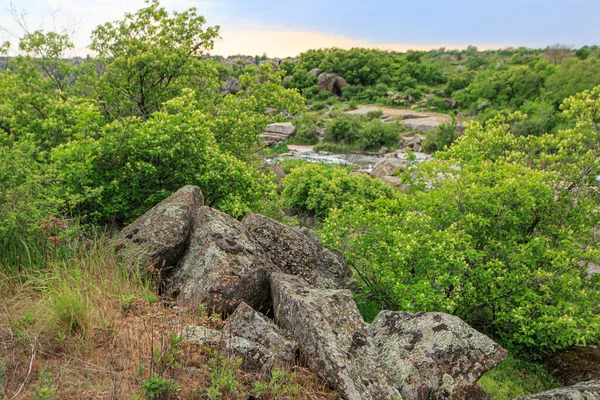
[
  {"xmin": 518, "ymin": 380, "xmax": 600, "ymax": 399},
  {"xmin": 369, "ymin": 311, "xmax": 507, "ymax": 400},
  {"xmin": 318, "ymin": 73, "xmax": 348, "ymax": 96},
  {"xmin": 242, "ymin": 213, "xmax": 351, "ymax": 289},
  {"xmin": 116, "ymin": 186, "xmax": 511, "ymax": 400},
  {"xmin": 171, "ymin": 206, "xmax": 273, "ymax": 315},
  {"xmin": 271, "ymin": 272, "xmax": 401, "ymax": 400},
  {"xmin": 223, "ymin": 301, "xmax": 298, "ymax": 367},
  {"xmin": 370, "ymin": 160, "xmax": 403, "ymax": 179},
  {"xmin": 260, "ymin": 122, "xmax": 297, "ymax": 145},
  {"xmin": 181, "ymin": 325, "xmax": 274, "ymax": 371},
  {"xmin": 222, "ymin": 76, "xmax": 242, "ymax": 95},
  {"xmin": 116, "ymin": 185, "xmax": 204, "ymax": 272}
]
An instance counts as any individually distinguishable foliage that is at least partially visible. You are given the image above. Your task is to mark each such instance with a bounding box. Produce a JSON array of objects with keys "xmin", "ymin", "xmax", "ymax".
[
  {"xmin": 292, "ymin": 112, "xmax": 321, "ymax": 144},
  {"xmin": 322, "ymin": 88, "xmax": 600, "ymax": 355},
  {"xmin": 141, "ymin": 375, "xmax": 181, "ymax": 400},
  {"xmin": 422, "ymin": 122, "xmax": 456, "ymax": 153},
  {"xmin": 33, "ymin": 367, "xmax": 57, "ymax": 400},
  {"xmin": 90, "ymin": 0, "xmax": 219, "ymax": 119},
  {"xmin": 479, "ymin": 355, "xmax": 559, "ymax": 399},
  {"xmin": 322, "ymin": 113, "xmax": 400, "ymax": 151},
  {"xmin": 206, "ymin": 354, "xmax": 243, "ymax": 399},
  {"xmin": 281, "ymin": 163, "xmax": 398, "ymax": 222}
]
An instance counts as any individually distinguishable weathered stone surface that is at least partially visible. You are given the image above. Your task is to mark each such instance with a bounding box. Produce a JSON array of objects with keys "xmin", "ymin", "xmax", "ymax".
[
  {"xmin": 518, "ymin": 380, "xmax": 600, "ymax": 399},
  {"xmin": 171, "ymin": 207, "xmax": 273, "ymax": 315},
  {"xmin": 546, "ymin": 346, "xmax": 600, "ymax": 386},
  {"xmin": 222, "ymin": 76, "xmax": 242, "ymax": 95},
  {"xmin": 370, "ymin": 160, "xmax": 403, "ymax": 179},
  {"xmin": 264, "ymin": 122, "xmax": 297, "ymax": 136},
  {"xmin": 116, "ymin": 185, "xmax": 204, "ymax": 272},
  {"xmin": 369, "ymin": 310, "xmax": 507, "ymax": 400},
  {"xmin": 242, "ymin": 213, "xmax": 351, "ymax": 289},
  {"xmin": 224, "ymin": 302, "xmax": 297, "ymax": 367},
  {"xmin": 181, "ymin": 325, "xmax": 273, "ymax": 371},
  {"xmin": 318, "ymin": 73, "xmax": 348, "ymax": 96},
  {"xmin": 267, "ymin": 163, "xmax": 286, "ymax": 184},
  {"xmin": 381, "ymin": 175, "xmax": 402, "ymax": 187},
  {"xmin": 260, "ymin": 122, "xmax": 297, "ymax": 145},
  {"xmin": 308, "ymin": 67, "xmax": 322, "ymax": 77},
  {"xmin": 271, "ymin": 272, "xmax": 400, "ymax": 400}
]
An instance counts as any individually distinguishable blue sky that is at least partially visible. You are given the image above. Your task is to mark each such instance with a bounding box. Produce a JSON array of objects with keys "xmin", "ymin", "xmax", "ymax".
[{"xmin": 1, "ymin": 0, "xmax": 598, "ymax": 56}]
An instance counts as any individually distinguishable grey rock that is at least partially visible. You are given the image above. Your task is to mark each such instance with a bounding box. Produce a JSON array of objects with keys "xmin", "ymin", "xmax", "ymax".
[
  {"xmin": 171, "ymin": 207, "xmax": 273, "ymax": 315},
  {"xmin": 370, "ymin": 160, "xmax": 403, "ymax": 179},
  {"xmin": 181, "ymin": 325, "xmax": 274, "ymax": 371},
  {"xmin": 271, "ymin": 272, "xmax": 401, "ymax": 400},
  {"xmin": 222, "ymin": 76, "xmax": 242, "ymax": 95},
  {"xmin": 283, "ymin": 75, "xmax": 293, "ymax": 83},
  {"xmin": 224, "ymin": 302, "xmax": 298, "ymax": 367},
  {"xmin": 264, "ymin": 122, "xmax": 297, "ymax": 136},
  {"xmin": 317, "ymin": 73, "xmax": 348, "ymax": 96},
  {"xmin": 381, "ymin": 176, "xmax": 402, "ymax": 187},
  {"xmin": 308, "ymin": 67, "xmax": 322, "ymax": 77},
  {"xmin": 518, "ymin": 380, "xmax": 600, "ymax": 399},
  {"xmin": 242, "ymin": 213, "xmax": 351, "ymax": 289},
  {"xmin": 369, "ymin": 311, "xmax": 507, "ymax": 400},
  {"xmin": 116, "ymin": 185, "xmax": 204, "ymax": 272}
]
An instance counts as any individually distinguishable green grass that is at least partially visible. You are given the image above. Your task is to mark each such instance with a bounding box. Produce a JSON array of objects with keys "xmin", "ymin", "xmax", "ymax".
[{"xmin": 479, "ymin": 354, "xmax": 559, "ymax": 399}]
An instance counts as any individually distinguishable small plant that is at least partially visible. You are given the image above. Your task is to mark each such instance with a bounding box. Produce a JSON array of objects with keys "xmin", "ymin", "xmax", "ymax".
[
  {"xmin": 347, "ymin": 99, "xmax": 358, "ymax": 110},
  {"xmin": 422, "ymin": 122, "xmax": 456, "ymax": 153},
  {"xmin": 206, "ymin": 353, "xmax": 243, "ymax": 399},
  {"xmin": 153, "ymin": 333, "xmax": 183, "ymax": 376},
  {"xmin": 366, "ymin": 109, "xmax": 383, "ymax": 120},
  {"xmin": 33, "ymin": 367, "xmax": 57, "ymax": 400},
  {"xmin": 144, "ymin": 295, "xmax": 159, "ymax": 304},
  {"xmin": 140, "ymin": 375, "xmax": 180, "ymax": 400},
  {"xmin": 120, "ymin": 293, "xmax": 136, "ymax": 312}
]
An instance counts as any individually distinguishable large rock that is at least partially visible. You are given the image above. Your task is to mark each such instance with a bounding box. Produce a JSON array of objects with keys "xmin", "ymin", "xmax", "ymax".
[
  {"xmin": 170, "ymin": 207, "xmax": 273, "ymax": 315},
  {"xmin": 318, "ymin": 73, "xmax": 348, "ymax": 96},
  {"xmin": 181, "ymin": 325, "xmax": 274, "ymax": 371},
  {"xmin": 222, "ymin": 76, "xmax": 242, "ymax": 95},
  {"xmin": 370, "ymin": 160, "xmax": 403, "ymax": 179},
  {"xmin": 518, "ymin": 380, "xmax": 600, "ymax": 399},
  {"xmin": 223, "ymin": 302, "xmax": 297, "ymax": 368},
  {"xmin": 242, "ymin": 213, "xmax": 351, "ymax": 289},
  {"xmin": 260, "ymin": 122, "xmax": 297, "ymax": 145},
  {"xmin": 369, "ymin": 311, "xmax": 507, "ymax": 400},
  {"xmin": 546, "ymin": 346, "xmax": 600, "ymax": 386},
  {"xmin": 271, "ymin": 272, "xmax": 400, "ymax": 400},
  {"xmin": 116, "ymin": 185, "xmax": 204, "ymax": 272}
]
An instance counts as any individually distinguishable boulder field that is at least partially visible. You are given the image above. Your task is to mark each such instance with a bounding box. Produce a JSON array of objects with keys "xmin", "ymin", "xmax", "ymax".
[{"xmin": 114, "ymin": 185, "xmax": 588, "ymax": 400}]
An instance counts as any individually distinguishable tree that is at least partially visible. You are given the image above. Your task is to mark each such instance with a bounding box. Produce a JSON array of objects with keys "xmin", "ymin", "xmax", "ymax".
[
  {"xmin": 544, "ymin": 44, "xmax": 572, "ymax": 65},
  {"xmin": 90, "ymin": 0, "xmax": 220, "ymax": 119}
]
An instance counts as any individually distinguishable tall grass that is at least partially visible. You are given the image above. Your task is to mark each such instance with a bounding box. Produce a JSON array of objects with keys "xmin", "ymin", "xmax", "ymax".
[{"xmin": 1, "ymin": 226, "xmax": 153, "ymax": 348}]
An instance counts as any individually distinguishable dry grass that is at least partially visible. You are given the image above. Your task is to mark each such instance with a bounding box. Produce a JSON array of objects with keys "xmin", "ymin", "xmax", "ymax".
[{"xmin": 0, "ymin": 236, "xmax": 338, "ymax": 399}]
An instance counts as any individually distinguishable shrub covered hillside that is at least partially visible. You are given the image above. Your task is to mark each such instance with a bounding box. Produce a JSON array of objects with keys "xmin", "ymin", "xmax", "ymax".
[{"xmin": 1, "ymin": 0, "xmax": 600, "ymax": 398}]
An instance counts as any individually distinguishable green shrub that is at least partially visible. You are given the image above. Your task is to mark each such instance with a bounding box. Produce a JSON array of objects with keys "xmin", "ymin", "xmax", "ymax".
[
  {"xmin": 292, "ymin": 113, "xmax": 321, "ymax": 144},
  {"xmin": 141, "ymin": 375, "xmax": 181, "ymax": 400},
  {"xmin": 322, "ymin": 160, "xmax": 600, "ymax": 355},
  {"xmin": 422, "ymin": 122, "xmax": 456, "ymax": 153},
  {"xmin": 281, "ymin": 163, "xmax": 397, "ymax": 221},
  {"xmin": 366, "ymin": 109, "xmax": 383, "ymax": 120},
  {"xmin": 355, "ymin": 120, "xmax": 400, "ymax": 151},
  {"xmin": 323, "ymin": 114, "xmax": 363, "ymax": 144}
]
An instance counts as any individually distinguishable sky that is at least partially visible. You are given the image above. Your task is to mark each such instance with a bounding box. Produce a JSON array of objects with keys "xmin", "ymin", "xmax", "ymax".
[{"xmin": 1, "ymin": 0, "xmax": 599, "ymax": 57}]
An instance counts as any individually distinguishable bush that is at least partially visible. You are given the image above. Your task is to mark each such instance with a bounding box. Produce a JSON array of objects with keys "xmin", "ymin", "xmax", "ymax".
[
  {"xmin": 292, "ymin": 113, "xmax": 321, "ymax": 144},
  {"xmin": 355, "ymin": 120, "xmax": 400, "ymax": 151},
  {"xmin": 323, "ymin": 114, "xmax": 363, "ymax": 144},
  {"xmin": 322, "ymin": 161, "xmax": 600, "ymax": 355},
  {"xmin": 422, "ymin": 122, "xmax": 456, "ymax": 153},
  {"xmin": 281, "ymin": 163, "xmax": 398, "ymax": 222}
]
